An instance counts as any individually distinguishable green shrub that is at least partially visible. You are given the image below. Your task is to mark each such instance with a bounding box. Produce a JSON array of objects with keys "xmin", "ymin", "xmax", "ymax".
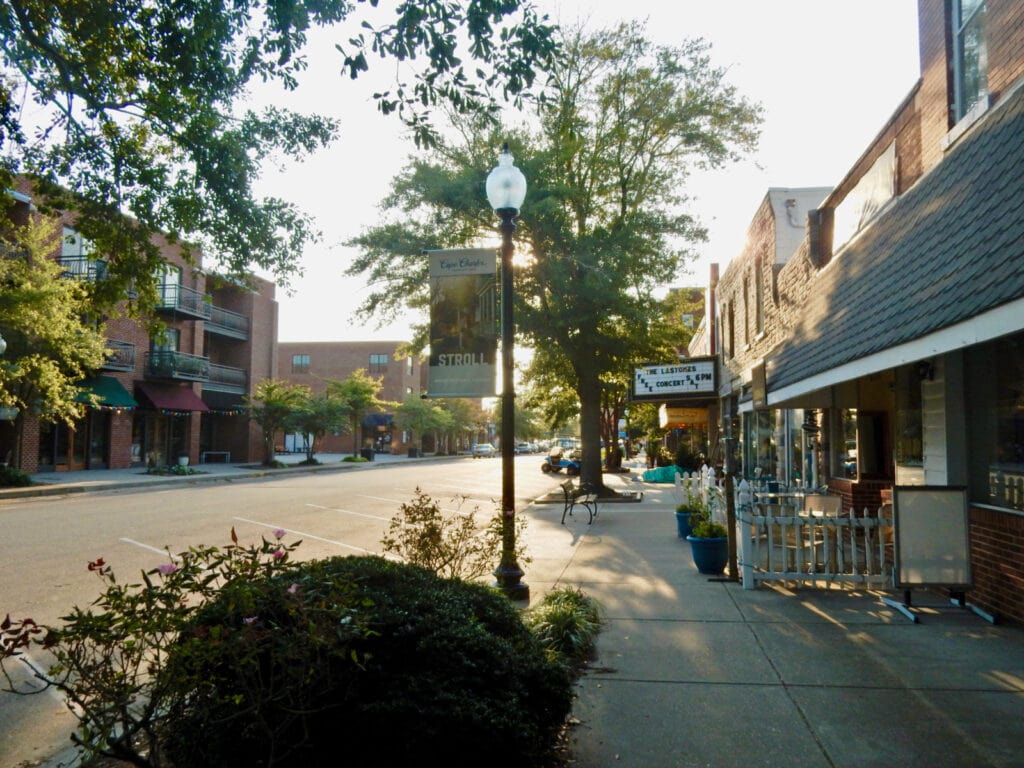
[
  {"xmin": 342, "ymin": 455, "xmax": 368, "ymax": 462},
  {"xmin": 523, "ymin": 587, "xmax": 602, "ymax": 670},
  {"xmin": 146, "ymin": 464, "xmax": 202, "ymax": 476},
  {"xmin": 0, "ymin": 465, "xmax": 31, "ymax": 487},
  {"xmin": 381, "ymin": 487, "xmax": 529, "ymax": 581},
  {"xmin": 159, "ymin": 556, "xmax": 573, "ymax": 768},
  {"xmin": 690, "ymin": 519, "xmax": 728, "ymax": 538},
  {"xmin": 680, "ymin": 497, "xmax": 726, "ymax": 538},
  {"xmin": 674, "ymin": 444, "xmax": 701, "ymax": 471}
]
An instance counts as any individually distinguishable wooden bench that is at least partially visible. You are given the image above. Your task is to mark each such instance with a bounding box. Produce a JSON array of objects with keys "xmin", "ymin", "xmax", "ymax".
[{"xmin": 560, "ymin": 479, "xmax": 599, "ymax": 525}]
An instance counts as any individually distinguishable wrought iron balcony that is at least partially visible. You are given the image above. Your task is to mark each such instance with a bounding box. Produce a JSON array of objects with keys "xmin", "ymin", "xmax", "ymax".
[
  {"xmin": 100, "ymin": 340, "xmax": 136, "ymax": 372},
  {"xmin": 145, "ymin": 350, "xmax": 210, "ymax": 382},
  {"xmin": 204, "ymin": 363, "xmax": 248, "ymax": 394},
  {"xmin": 60, "ymin": 256, "xmax": 108, "ymax": 282},
  {"xmin": 155, "ymin": 283, "xmax": 212, "ymax": 320},
  {"xmin": 206, "ymin": 305, "xmax": 250, "ymax": 340}
]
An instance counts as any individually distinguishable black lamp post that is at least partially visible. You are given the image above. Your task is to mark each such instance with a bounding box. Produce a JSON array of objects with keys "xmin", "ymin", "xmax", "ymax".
[{"xmin": 486, "ymin": 143, "xmax": 529, "ymax": 602}]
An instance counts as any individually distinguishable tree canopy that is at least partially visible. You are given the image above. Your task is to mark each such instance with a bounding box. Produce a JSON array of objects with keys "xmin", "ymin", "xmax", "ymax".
[
  {"xmin": 0, "ymin": 0, "xmax": 558, "ymax": 310},
  {"xmin": 346, "ymin": 22, "xmax": 761, "ymax": 489},
  {"xmin": 327, "ymin": 368, "xmax": 388, "ymax": 456},
  {"xmin": 0, "ymin": 218, "xmax": 109, "ymax": 461},
  {"xmin": 245, "ymin": 379, "xmax": 310, "ymax": 465}
]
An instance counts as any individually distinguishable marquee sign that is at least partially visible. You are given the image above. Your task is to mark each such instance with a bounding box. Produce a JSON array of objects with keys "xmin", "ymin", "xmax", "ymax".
[{"xmin": 630, "ymin": 357, "xmax": 716, "ymax": 402}]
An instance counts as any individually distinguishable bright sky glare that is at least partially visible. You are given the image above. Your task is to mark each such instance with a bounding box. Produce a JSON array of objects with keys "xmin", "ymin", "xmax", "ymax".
[{"xmin": 252, "ymin": 1, "xmax": 921, "ymax": 343}]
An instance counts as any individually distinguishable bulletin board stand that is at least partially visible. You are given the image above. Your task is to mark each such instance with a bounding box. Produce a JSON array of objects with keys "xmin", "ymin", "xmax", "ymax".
[{"xmin": 881, "ymin": 486, "xmax": 996, "ymax": 624}]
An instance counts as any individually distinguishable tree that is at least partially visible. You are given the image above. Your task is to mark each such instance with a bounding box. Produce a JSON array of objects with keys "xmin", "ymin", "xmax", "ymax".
[
  {"xmin": 436, "ymin": 397, "xmax": 490, "ymax": 454},
  {"xmin": 347, "ymin": 23, "xmax": 761, "ymax": 491},
  {"xmin": 394, "ymin": 394, "xmax": 451, "ymax": 454},
  {"xmin": 290, "ymin": 390, "xmax": 350, "ymax": 464},
  {"xmin": 327, "ymin": 369, "xmax": 387, "ymax": 456},
  {"xmin": 0, "ymin": 0, "xmax": 558, "ymax": 310},
  {"xmin": 0, "ymin": 218, "xmax": 109, "ymax": 466},
  {"xmin": 245, "ymin": 379, "xmax": 309, "ymax": 465}
]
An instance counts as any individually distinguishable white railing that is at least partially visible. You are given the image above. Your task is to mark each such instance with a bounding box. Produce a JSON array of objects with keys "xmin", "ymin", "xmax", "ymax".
[{"xmin": 733, "ymin": 480, "xmax": 893, "ymax": 589}]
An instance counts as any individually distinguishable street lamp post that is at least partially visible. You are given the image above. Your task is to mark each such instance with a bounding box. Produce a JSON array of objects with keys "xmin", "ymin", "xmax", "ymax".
[{"xmin": 486, "ymin": 143, "xmax": 529, "ymax": 602}]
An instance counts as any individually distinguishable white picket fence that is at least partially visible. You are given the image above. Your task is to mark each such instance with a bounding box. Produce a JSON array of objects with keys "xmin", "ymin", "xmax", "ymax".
[
  {"xmin": 671, "ymin": 471, "xmax": 893, "ymax": 588},
  {"xmin": 733, "ymin": 480, "xmax": 893, "ymax": 589},
  {"xmin": 673, "ymin": 466, "xmax": 728, "ymax": 524}
]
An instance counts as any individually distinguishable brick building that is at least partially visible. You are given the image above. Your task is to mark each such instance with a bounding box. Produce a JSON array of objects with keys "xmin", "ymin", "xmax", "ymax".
[
  {"xmin": 1, "ymin": 187, "xmax": 277, "ymax": 472},
  {"xmin": 277, "ymin": 341, "xmax": 424, "ymax": 455},
  {"xmin": 712, "ymin": 0, "xmax": 1024, "ymax": 623}
]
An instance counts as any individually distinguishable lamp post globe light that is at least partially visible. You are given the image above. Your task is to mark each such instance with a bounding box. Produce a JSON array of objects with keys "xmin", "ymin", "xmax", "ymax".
[{"xmin": 486, "ymin": 143, "xmax": 529, "ymax": 602}]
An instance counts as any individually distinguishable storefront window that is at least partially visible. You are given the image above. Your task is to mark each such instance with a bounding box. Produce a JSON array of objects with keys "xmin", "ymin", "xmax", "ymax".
[
  {"xmin": 839, "ymin": 409, "xmax": 858, "ymax": 479},
  {"xmin": 966, "ymin": 332, "xmax": 1024, "ymax": 511},
  {"xmin": 744, "ymin": 409, "xmax": 776, "ymax": 484},
  {"xmin": 895, "ymin": 365, "xmax": 923, "ymax": 485},
  {"xmin": 787, "ymin": 409, "xmax": 804, "ymax": 487}
]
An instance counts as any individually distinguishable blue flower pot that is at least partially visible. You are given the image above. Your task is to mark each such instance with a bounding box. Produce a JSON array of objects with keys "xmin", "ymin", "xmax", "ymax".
[
  {"xmin": 686, "ymin": 535, "xmax": 728, "ymax": 575},
  {"xmin": 674, "ymin": 512, "xmax": 693, "ymax": 539}
]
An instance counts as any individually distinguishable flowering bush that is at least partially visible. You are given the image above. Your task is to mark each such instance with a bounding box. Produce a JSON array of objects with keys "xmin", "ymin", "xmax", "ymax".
[
  {"xmin": 0, "ymin": 528, "xmax": 305, "ymax": 767},
  {"xmin": 381, "ymin": 486, "xmax": 530, "ymax": 581}
]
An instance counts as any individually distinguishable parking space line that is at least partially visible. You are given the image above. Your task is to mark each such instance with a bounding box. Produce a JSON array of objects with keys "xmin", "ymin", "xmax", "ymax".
[
  {"xmin": 233, "ymin": 516, "xmax": 379, "ymax": 555},
  {"xmin": 305, "ymin": 503, "xmax": 390, "ymax": 521},
  {"xmin": 120, "ymin": 537, "xmax": 176, "ymax": 560}
]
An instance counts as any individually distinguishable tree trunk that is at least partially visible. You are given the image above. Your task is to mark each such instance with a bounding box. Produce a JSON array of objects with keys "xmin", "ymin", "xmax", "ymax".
[
  {"xmin": 263, "ymin": 430, "xmax": 275, "ymax": 466},
  {"xmin": 576, "ymin": 366, "xmax": 607, "ymax": 494}
]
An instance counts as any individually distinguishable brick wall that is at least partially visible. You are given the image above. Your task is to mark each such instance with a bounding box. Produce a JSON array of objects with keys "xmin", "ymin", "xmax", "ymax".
[
  {"xmin": 985, "ymin": 1, "xmax": 1024, "ymax": 103},
  {"xmin": 109, "ymin": 413, "xmax": 134, "ymax": 469},
  {"xmin": 969, "ymin": 507, "xmax": 1024, "ymax": 625},
  {"xmin": 278, "ymin": 341, "xmax": 423, "ymax": 453}
]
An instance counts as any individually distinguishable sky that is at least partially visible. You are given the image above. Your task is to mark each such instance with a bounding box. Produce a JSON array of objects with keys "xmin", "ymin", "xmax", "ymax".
[{"xmin": 251, "ymin": 1, "xmax": 922, "ymax": 343}]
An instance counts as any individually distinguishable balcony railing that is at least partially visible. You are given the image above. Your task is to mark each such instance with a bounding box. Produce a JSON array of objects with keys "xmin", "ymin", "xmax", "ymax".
[
  {"xmin": 204, "ymin": 363, "xmax": 248, "ymax": 394},
  {"xmin": 60, "ymin": 256, "xmax": 108, "ymax": 282},
  {"xmin": 100, "ymin": 340, "xmax": 136, "ymax": 372},
  {"xmin": 206, "ymin": 305, "xmax": 250, "ymax": 340},
  {"xmin": 156, "ymin": 283, "xmax": 212, "ymax": 320},
  {"xmin": 145, "ymin": 350, "xmax": 210, "ymax": 382}
]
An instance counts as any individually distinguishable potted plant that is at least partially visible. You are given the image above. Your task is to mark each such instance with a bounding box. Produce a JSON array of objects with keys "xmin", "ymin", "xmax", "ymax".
[
  {"xmin": 674, "ymin": 500, "xmax": 703, "ymax": 539},
  {"xmin": 685, "ymin": 508, "xmax": 729, "ymax": 575}
]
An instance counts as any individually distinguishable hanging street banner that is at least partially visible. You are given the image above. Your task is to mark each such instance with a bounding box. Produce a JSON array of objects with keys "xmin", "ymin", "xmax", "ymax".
[
  {"xmin": 630, "ymin": 357, "xmax": 717, "ymax": 403},
  {"xmin": 427, "ymin": 248, "xmax": 499, "ymax": 397}
]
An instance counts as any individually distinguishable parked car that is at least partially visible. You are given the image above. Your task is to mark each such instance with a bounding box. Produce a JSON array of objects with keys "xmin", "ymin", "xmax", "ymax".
[
  {"xmin": 515, "ymin": 442, "xmax": 533, "ymax": 454},
  {"xmin": 472, "ymin": 443, "xmax": 496, "ymax": 457}
]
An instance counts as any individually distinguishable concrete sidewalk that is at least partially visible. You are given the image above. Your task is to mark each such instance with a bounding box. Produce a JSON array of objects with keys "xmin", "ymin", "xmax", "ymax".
[
  {"xmin": 0, "ymin": 451, "xmax": 436, "ymax": 500},
  {"xmin": 5, "ymin": 460, "xmax": 1023, "ymax": 767},
  {"xmin": 530, "ymin": 472, "xmax": 1024, "ymax": 768}
]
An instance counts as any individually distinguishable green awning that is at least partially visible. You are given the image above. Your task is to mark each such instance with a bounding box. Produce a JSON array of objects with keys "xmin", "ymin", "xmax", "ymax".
[{"xmin": 74, "ymin": 375, "xmax": 138, "ymax": 410}]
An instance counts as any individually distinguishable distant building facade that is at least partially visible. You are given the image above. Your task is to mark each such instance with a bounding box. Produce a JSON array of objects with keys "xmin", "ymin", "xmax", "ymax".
[
  {"xmin": 276, "ymin": 341, "xmax": 423, "ymax": 454},
  {"xmin": 1, "ymin": 184, "xmax": 277, "ymax": 472}
]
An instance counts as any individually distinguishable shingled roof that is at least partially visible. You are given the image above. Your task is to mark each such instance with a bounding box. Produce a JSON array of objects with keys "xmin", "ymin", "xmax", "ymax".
[{"xmin": 768, "ymin": 84, "xmax": 1024, "ymax": 393}]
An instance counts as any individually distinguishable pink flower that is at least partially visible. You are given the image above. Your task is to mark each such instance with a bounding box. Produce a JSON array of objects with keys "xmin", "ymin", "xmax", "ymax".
[
  {"xmin": 156, "ymin": 563, "xmax": 178, "ymax": 575},
  {"xmin": 287, "ymin": 583, "xmax": 300, "ymax": 595},
  {"xmin": 243, "ymin": 616, "xmax": 257, "ymax": 625},
  {"xmin": 273, "ymin": 548, "xmax": 285, "ymax": 560},
  {"xmin": 273, "ymin": 528, "xmax": 286, "ymax": 540}
]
